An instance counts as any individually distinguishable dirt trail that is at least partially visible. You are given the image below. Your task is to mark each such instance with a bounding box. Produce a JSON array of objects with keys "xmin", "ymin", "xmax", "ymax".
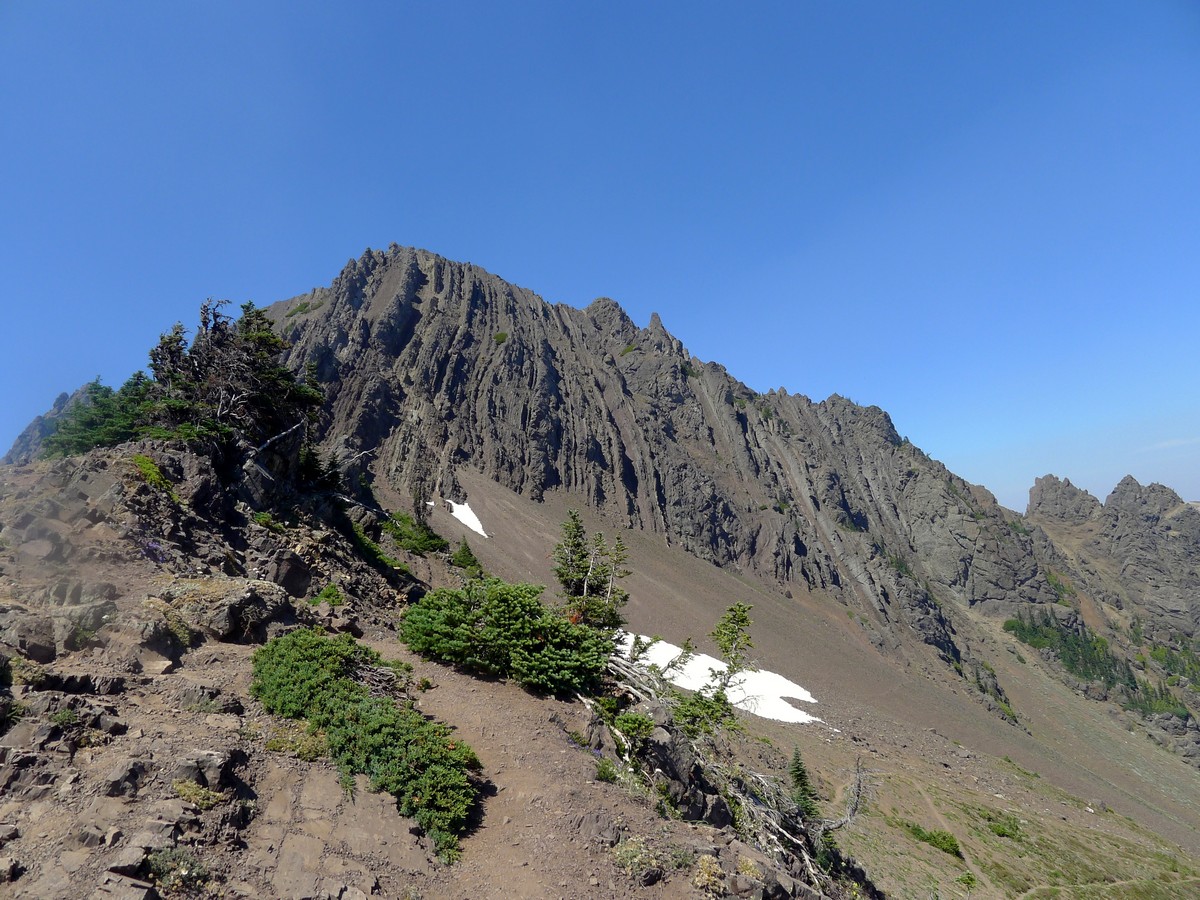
[
  {"xmin": 385, "ymin": 650, "xmax": 699, "ymax": 899},
  {"xmin": 916, "ymin": 786, "xmax": 990, "ymax": 892}
]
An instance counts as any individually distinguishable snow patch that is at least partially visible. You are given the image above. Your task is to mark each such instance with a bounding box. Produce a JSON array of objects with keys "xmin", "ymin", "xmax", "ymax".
[
  {"xmin": 447, "ymin": 500, "xmax": 487, "ymax": 537},
  {"xmin": 617, "ymin": 634, "xmax": 821, "ymax": 725}
]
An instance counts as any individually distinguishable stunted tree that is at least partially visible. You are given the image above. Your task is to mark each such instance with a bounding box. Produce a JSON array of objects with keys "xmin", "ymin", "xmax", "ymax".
[
  {"xmin": 603, "ymin": 602, "xmax": 871, "ymax": 894},
  {"xmin": 710, "ymin": 601, "xmax": 755, "ymax": 691},
  {"xmin": 552, "ymin": 509, "xmax": 589, "ymax": 598},
  {"xmin": 604, "ymin": 534, "xmax": 631, "ymax": 610},
  {"xmin": 789, "ymin": 747, "xmax": 820, "ymax": 821},
  {"xmin": 146, "ymin": 299, "xmax": 322, "ymax": 447},
  {"xmin": 42, "ymin": 373, "xmax": 153, "ymax": 458},
  {"xmin": 299, "ymin": 445, "xmax": 341, "ymax": 492},
  {"xmin": 42, "ymin": 299, "xmax": 323, "ymax": 460},
  {"xmin": 449, "ymin": 539, "xmax": 482, "ymax": 577},
  {"xmin": 552, "ymin": 510, "xmax": 630, "ymax": 628},
  {"xmin": 661, "ymin": 601, "xmax": 757, "ymax": 736}
]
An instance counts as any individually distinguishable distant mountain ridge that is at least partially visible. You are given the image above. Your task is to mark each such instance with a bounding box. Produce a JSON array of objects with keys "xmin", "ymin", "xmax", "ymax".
[
  {"xmin": 1028, "ymin": 474, "xmax": 1200, "ymax": 643},
  {"xmin": 3, "ymin": 389, "xmax": 81, "ymax": 466}
]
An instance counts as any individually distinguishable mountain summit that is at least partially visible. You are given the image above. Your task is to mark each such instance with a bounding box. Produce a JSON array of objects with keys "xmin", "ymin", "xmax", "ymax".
[
  {"xmin": 272, "ymin": 247, "xmax": 1097, "ymax": 705},
  {"xmin": 274, "ymin": 247, "xmax": 1054, "ymax": 658},
  {"xmin": 270, "ymin": 245, "xmax": 1200, "ymax": 779}
]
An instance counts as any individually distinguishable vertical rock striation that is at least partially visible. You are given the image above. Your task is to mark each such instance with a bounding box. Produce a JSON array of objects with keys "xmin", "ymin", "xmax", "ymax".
[{"xmin": 270, "ymin": 246, "xmax": 1062, "ymax": 665}]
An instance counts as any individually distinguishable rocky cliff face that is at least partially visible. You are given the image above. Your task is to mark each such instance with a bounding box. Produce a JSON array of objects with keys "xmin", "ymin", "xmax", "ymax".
[
  {"xmin": 269, "ymin": 247, "xmax": 1060, "ymax": 674},
  {"xmin": 1027, "ymin": 474, "xmax": 1102, "ymax": 525},
  {"xmin": 1025, "ymin": 474, "xmax": 1200, "ymax": 763},
  {"xmin": 2, "ymin": 389, "xmax": 82, "ymax": 466},
  {"xmin": 11, "ymin": 245, "xmax": 1193, "ymax": 713},
  {"xmin": 1028, "ymin": 474, "xmax": 1200, "ymax": 643}
]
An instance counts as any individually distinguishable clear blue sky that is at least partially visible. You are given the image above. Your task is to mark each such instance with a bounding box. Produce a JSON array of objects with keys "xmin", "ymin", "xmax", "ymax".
[{"xmin": 2, "ymin": 1, "xmax": 1197, "ymax": 511}]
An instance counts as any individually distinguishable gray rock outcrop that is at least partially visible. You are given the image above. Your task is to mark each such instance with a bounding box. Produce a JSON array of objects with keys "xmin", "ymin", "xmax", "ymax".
[
  {"xmin": 1028, "ymin": 475, "xmax": 1101, "ymax": 525},
  {"xmin": 1028, "ymin": 474, "xmax": 1200, "ymax": 642}
]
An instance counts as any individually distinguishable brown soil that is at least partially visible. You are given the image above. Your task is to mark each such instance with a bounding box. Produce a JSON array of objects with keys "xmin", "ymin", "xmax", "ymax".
[
  {"xmin": 452, "ymin": 469, "xmax": 1200, "ymax": 897},
  {"xmin": 0, "ymin": 452, "xmax": 1196, "ymax": 899}
]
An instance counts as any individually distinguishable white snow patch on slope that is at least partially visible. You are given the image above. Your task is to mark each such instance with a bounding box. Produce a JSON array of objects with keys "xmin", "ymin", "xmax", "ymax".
[
  {"xmin": 447, "ymin": 500, "xmax": 487, "ymax": 537},
  {"xmin": 617, "ymin": 634, "xmax": 821, "ymax": 725}
]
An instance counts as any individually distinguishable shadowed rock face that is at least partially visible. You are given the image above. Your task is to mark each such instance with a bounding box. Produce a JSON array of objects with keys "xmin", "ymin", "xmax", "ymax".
[{"xmin": 269, "ymin": 246, "xmax": 1062, "ymax": 662}]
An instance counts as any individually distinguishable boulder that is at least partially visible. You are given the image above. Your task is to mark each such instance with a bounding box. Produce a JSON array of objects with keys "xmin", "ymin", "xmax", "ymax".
[
  {"xmin": 102, "ymin": 759, "xmax": 147, "ymax": 798},
  {"xmin": 172, "ymin": 749, "xmax": 232, "ymax": 789},
  {"xmin": 262, "ymin": 549, "xmax": 313, "ymax": 598},
  {"xmin": 194, "ymin": 582, "xmax": 295, "ymax": 643},
  {"xmin": 0, "ymin": 854, "xmax": 23, "ymax": 883}
]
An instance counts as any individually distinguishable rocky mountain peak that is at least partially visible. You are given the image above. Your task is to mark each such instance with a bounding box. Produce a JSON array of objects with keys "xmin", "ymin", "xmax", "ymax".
[
  {"xmin": 1105, "ymin": 475, "xmax": 1184, "ymax": 521},
  {"xmin": 583, "ymin": 295, "xmax": 634, "ymax": 330},
  {"xmin": 1028, "ymin": 470, "xmax": 1200, "ymax": 645},
  {"xmin": 641, "ymin": 310, "xmax": 684, "ymax": 356},
  {"xmin": 260, "ymin": 247, "xmax": 1075, "ymax": 692},
  {"xmin": 1027, "ymin": 474, "xmax": 1101, "ymax": 523}
]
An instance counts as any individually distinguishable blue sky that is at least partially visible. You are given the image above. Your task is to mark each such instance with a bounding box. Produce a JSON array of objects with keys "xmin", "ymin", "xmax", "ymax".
[{"xmin": 2, "ymin": 1, "xmax": 1197, "ymax": 510}]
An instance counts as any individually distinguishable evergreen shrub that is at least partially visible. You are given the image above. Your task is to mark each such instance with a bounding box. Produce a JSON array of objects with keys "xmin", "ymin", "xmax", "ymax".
[
  {"xmin": 383, "ymin": 513, "xmax": 449, "ymax": 556},
  {"xmin": 251, "ymin": 628, "xmax": 478, "ymax": 861},
  {"xmin": 400, "ymin": 578, "xmax": 612, "ymax": 696}
]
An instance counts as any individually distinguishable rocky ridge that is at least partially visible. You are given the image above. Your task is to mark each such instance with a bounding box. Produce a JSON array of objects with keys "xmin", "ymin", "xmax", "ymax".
[
  {"xmin": 269, "ymin": 245, "xmax": 1200, "ymax": 763},
  {"xmin": 1025, "ymin": 474, "xmax": 1200, "ymax": 762},
  {"xmin": 273, "ymin": 248, "xmax": 1061, "ymax": 679},
  {"xmin": 1, "ymin": 441, "xmax": 847, "ymax": 899},
  {"xmin": 1028, "ymin": 474, "xmax": 1200, "ymax": 643}
]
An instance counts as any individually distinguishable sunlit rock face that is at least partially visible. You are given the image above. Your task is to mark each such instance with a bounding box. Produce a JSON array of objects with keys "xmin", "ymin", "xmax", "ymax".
[{"xmin": 270, "ymin": 245, "xmax": 1069, "ymax": 670}]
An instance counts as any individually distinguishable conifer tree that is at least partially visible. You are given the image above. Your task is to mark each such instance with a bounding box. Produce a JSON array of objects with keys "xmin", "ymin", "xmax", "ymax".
[
  {"xmin": 552, "ymin": 510, "xmax": 589, "ymax": 599},
  {"xmin": 552, "ymin": 510, "xmax": 630, "ymax": 628},
  {"xmin": 583, "ymin": 532, "xmax": 611, "ymax": 600},
  {"xmin": 604, "ymin": 535, "xmax": 631, "ymax": 610},
  {"xmin": 449, "ymin": 539, "xmax": 483, "ymax": 577},
  {"xmin": 710, "ymin": 602, "xmax": 754, "ymax": 690},
  {"xmin": 42, "ymin": 374, "xmax": 152, "ymax": 457},
  {"xmin": 41, "ymin": 299, "xmax": 323, "ymax": 460},
  {"xmin": 789, "ymin": 747, "xmax": 820, "ymax": 820}
]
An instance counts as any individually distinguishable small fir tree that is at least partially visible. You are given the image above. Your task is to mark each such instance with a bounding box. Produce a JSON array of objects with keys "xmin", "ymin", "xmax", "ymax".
[
  {"xmin": 789, "ymin": 747, "xmax": 820, "ymax": 820},
  {"xmin": 551, "ymin": 510, "xmax": 631, "ymax": 628},
  {"xmin": 552, "ymin": 509, "xmax": 589, "ymax": 598},
  {"xmin": 710, "ymin": 602, "xmax": 754, "ymax": 690},
  {"xmin": 449, "ymin": 539, "xmax": 483, "ymax": 577}
]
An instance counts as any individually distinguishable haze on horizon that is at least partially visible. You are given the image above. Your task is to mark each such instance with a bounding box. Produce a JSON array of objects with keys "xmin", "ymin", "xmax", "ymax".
[{"xmin": 1, "ymin": 1, "xmax": 1196, "ymax": 512}]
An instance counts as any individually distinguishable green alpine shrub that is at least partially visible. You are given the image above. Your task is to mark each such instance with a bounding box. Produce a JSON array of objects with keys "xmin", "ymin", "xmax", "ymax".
[
  {"xmin": 400, "ymin": 578, "xmax": 612, "ymax": 696},
  {"xmin": 251, "ymin": 628, "xmax": 478, "ymax": 861}
]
